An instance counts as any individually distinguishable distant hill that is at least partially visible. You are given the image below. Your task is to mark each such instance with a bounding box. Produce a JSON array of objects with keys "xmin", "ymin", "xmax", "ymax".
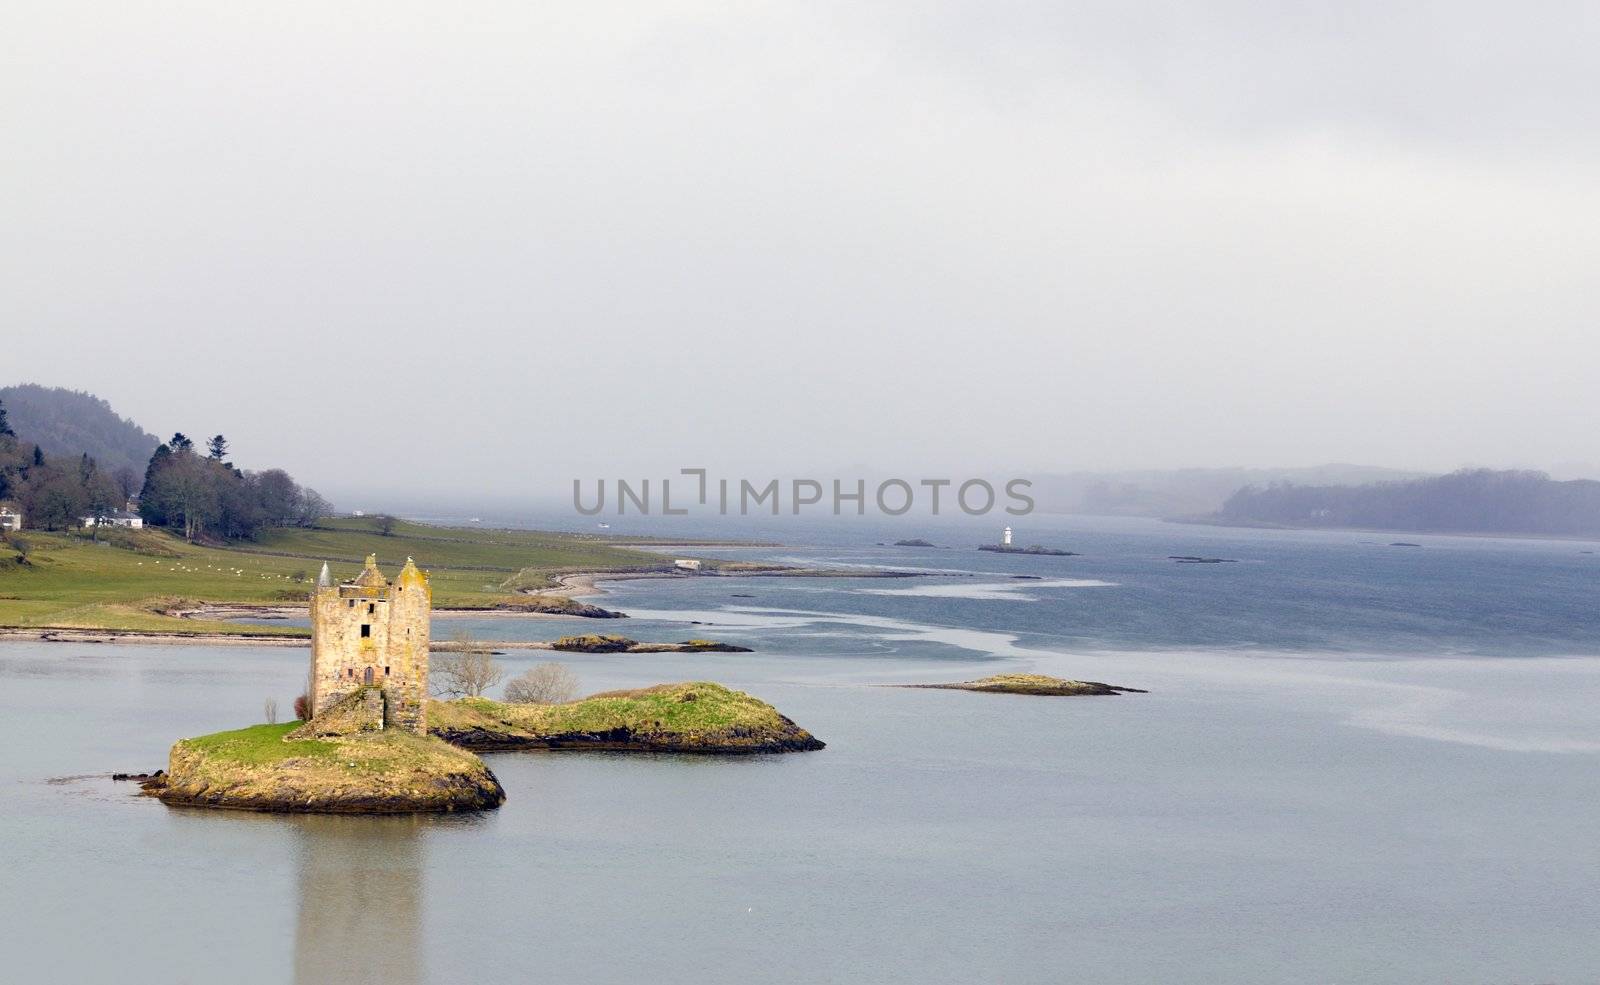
[
  {"xmin": 0, "ymin": 384, "xmax": 159, "ymax": 477},
  {"xmin": 1208, "ymin": 469, "xmax": 1600, "ymax": 538},
  {"xmin": 1026, "ymin": 464, "xmax": 1433, "ymax": 518}
]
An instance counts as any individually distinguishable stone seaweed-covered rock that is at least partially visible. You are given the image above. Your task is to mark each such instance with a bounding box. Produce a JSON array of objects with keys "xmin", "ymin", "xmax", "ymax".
[
  {"xmin": 673, "ymin": 639, "xmax": 752, "ymax": 652},
  {"xmin": 143, "ymin": 723, "xmax": 505, "ymax": 814},
  {"xmin": 550, "ymin": 634, "xmax": 636, "ymax": 652},
  {"xmin": 625, "ymin": 639, "xmax": 754, "ymax": 653},
  {"xmin": 428, "ymin": 682, "xmax": 825, "ymax": 754},
  {"xmin": 906, "ymin": 673, "xmax": 1147, "ymax": 696}
]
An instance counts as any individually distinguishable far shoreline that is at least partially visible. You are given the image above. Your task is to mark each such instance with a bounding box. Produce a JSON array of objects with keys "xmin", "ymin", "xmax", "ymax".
[{"xmin": 0, "ymin": 563, "xmax": 930, "ymax": 648}]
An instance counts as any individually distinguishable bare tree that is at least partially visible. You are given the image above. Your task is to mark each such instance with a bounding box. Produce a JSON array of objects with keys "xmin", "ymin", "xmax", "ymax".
[
  {"xmin": 376, "ymin": 514, "xmax": 398, "ymax": 536},
  {"xmin": 431, "ymin": 629, "xmax": 506, "ymax": 697},
  {"xmin": 264, "ymin": 697, "xmax": 279, "ymax": 724},
  {"xmin": 503, "ymin": 662, "xmax": 580, "ymax": 704}
]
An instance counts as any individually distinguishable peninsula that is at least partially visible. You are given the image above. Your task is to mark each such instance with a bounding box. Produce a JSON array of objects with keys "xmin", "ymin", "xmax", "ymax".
[{"xmin": 0, "ymin": 514, "xmax": 926, "ymax": 640}]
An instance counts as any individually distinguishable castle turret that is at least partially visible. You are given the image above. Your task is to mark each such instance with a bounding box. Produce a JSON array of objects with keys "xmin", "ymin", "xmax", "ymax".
[
  {"xmin": 307, "ymin": 554, "xmax": 430, "ymax": 733},
  {"xmin": 384, "ymin": 557, "xmax": 431, "ymax": 733}
]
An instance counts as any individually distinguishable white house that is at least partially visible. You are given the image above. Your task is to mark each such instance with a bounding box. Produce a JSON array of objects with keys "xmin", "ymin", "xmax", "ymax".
[
  {"xmin": 674, "ymin": 558, "xmax": 703, "ymax": 572},
  {"xmin": 0, "ymin": 504, "xmax": 21, "ymax": 532},
  {"xmin": 81, "ymin": 510, "xmax": 144, "ymax": 530}
]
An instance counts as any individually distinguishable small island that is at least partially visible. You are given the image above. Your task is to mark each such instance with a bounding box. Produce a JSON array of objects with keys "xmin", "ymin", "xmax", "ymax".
[
  {"xmin": 143, "ymin": 720, "xmax": 506, "ymax": 814},
  {"xmin": 1169, "ymin": 555, "xmax": 1238, "ymax": 564},
  {"xmin": 892, "ymin": 538, "xmax": 936, "ymax": 547},
  {"xmin": 978, "ymin": 544, "xmax": 1080, "ymax": 556},
  {"xmin": 429, "ymin": 682, "xmax": 825, "ymax": 753},
  {"xmin": 144, "ymin": 555, "xmax": 820, "ymax": 814},
  {"xmin": 900, "ymin": 673, "xmax": 1146, "ymax": 696}
]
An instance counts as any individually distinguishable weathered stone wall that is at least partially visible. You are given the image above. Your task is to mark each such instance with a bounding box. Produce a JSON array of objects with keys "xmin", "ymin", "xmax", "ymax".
[{"xmin": 288, "ymin": 686, "xmax": 384, "ymax": 738}]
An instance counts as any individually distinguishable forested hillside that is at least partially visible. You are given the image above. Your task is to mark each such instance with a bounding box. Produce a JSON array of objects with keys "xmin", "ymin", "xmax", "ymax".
[
  {"xmin": 0, "ymin": 384, "xmax": 158, "ymax": 477},
  {"xmin": 1212, "ymin": 469, "xmax": 1600, "ymax": 538}
]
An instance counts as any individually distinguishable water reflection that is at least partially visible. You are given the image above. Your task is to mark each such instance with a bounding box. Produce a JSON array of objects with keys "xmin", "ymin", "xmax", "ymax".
[{"xmin": 293, "ymin": 815, "xmax": 426, "ymax": 985}]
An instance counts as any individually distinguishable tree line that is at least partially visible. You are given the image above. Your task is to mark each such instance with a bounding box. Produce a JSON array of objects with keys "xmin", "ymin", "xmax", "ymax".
[
  {"xmin": 0, "ymin": 397, "xmax": 130, "ymax": 530},
  {"xmin": 138, "ymin": 432, "xmax": 330, "ymax": 540}
]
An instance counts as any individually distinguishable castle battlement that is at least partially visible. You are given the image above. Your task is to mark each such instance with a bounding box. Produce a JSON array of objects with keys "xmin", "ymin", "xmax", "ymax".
[{"xmin": 308, "ymin": 554, "xmax": 430, "ymax": 733}]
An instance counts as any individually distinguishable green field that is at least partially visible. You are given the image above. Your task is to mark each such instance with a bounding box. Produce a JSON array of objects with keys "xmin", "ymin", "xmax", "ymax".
[{"xmin": 0, "ymin": 516, "xmax": 689, "ymax": 635}]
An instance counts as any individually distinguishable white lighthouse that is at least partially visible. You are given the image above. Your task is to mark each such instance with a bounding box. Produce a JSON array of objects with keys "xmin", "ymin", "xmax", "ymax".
[{"xmin": 1002, "ymin": 526, "xmax": 1013, "ymax": 547}]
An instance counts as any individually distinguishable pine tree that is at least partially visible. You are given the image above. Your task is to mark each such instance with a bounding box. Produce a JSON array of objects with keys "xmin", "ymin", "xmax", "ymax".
[
  {"xmin": 207, "ymin": 434, "xmax": 228, "ymax": 460},
  {"xmin": 0, "ymin": 398, "xmax": 13, "ymax": 438}
]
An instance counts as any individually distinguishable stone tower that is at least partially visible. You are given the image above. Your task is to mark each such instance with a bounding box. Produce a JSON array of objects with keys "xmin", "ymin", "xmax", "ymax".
[{"xmin": 307, "ymin": 554, "xmax": 430, "ymax": 733}]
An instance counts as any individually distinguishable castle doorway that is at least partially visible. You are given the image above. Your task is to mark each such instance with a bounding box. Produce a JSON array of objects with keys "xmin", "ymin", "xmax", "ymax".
[{"xmin": 364, "ymin": 666, "xmax": 374, "ymax": 684}]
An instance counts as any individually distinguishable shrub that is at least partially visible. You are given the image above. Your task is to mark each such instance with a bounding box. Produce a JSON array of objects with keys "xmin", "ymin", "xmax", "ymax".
[
  {"xmin": 293, "ymin": 693, "xmax": 310, "ymax": 721},
  {"xmin": 503, "ymin": 662, "xmax": 579, "ymax": 705},
  {"xmin": 432, "ymin": 634, "xmax": 506, "ymax": 698}
]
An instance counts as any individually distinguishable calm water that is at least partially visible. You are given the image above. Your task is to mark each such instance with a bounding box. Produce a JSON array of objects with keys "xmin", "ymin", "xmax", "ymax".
[{"xmin": 5, "ymin": 516, "xmax": 1600, "ymax": 983}]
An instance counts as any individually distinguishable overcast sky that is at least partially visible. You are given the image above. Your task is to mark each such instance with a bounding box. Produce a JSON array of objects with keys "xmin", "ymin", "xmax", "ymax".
[{"xmin": 6, "ymin": 1, "xmax": 1597, "ymax": 503}]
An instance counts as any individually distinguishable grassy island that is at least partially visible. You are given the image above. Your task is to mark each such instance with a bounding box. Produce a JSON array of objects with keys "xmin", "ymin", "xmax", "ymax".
[
  {"xmin": 143, "ymin": 683, "xmax": 824, "ymax": 813},
  {"xmin": 143, "ymin": 722, "xmax": 506, "ymax": 814},
  {"xmin": 906, "ymin": 674, "xmax": 1147, "ymax": 696},
  {"xmin": 429, "ymin": 682, "xmax": 825, "ymax": 753}
]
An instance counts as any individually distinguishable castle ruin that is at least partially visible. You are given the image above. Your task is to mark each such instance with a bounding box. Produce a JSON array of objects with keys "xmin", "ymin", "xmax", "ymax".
[{"xmin": 306, "ymin": 554, "xmax": 430, "ymax": 734}]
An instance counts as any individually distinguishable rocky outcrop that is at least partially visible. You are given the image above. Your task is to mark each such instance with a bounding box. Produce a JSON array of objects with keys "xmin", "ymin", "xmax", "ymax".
[
  {"xmin": 628, "ymin": 640, "xmax": 754, "ymax": 653},
  {"xmin": 550, "ymin": 634, "xmax": 635, "ymax": 652},
  {"xmin": 549, "ymin": 635, "xmax": 753, "ymax": 654},
  {"xmin": 901, "ymin": 674, "xmax": 1147, "ymax": 696}
]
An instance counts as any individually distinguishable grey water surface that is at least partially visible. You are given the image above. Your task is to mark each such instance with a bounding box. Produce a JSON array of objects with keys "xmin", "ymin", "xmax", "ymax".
[{"xmin": 5, "ymin": 518, "xmax": 1599, "ymax": 983}]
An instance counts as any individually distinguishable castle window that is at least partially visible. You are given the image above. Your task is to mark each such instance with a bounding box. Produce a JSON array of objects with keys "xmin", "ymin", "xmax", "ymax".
[
  {"xmin": 368, "ymin": 603, "xmax": 375, "ymax": 614},
  {"xmin": 360, "ymin": 624, "xmax": 371, "ymax": 638},
  {"xmin": 384, "ymin": 666, "xmax": 390, "ymax": 675},
  {"xmin": 348, "ymin": 599, "xmax": 354, "ymax": 608}
]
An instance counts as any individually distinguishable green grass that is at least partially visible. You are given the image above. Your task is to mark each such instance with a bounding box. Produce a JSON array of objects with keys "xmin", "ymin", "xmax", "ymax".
[
  {"xmin": 182, "ymin": 722, "xmax": 338, "ymax": 764},
  {"xmin": 0, "ymin": 516, "xmax": 720, "ymax": 634}
]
